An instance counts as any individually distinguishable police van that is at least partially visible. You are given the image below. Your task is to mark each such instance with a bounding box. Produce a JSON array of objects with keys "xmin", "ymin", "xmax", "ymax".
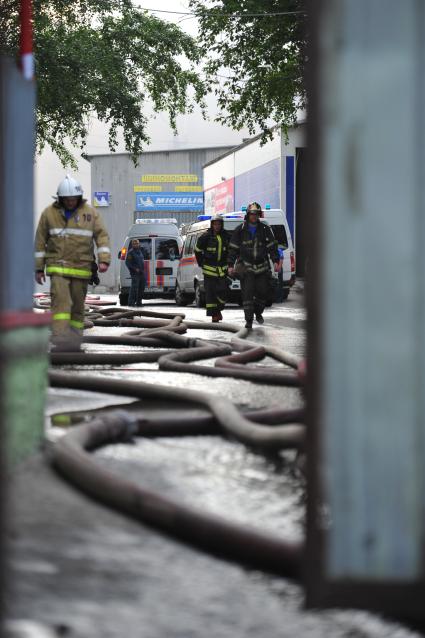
[
  {"xmin": 118, "ymin": 218, "xmax": 182, "ymax": 305},
  {"xmin": 175, "ymin": 207, "xmax": 295, "ymax": 307}
]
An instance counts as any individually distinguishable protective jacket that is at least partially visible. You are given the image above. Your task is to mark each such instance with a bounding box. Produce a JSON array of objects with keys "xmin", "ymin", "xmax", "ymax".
[
  {"xmin": 125, "ymin": 248, "xmax": 145, "ymax": 275},
  {"xmin": 194, "ymin": 228, "xmax": 231, "ymax": 278},
  {"xmin": 228, "ymin": 221, "xmax": 279, "ymax": 274},
  {"xmin": 35, "ymin": 201, "xmax": 111, "ymax": 279}
]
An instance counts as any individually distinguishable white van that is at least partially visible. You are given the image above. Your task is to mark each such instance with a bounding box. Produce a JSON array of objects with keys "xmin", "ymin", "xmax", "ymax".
[
  {"xmin": 259, "ymin": 207, "xmax": 296, "ymax": 300},
  {"xmin": 175, "ymin": 208, "xmax": 295, "ymax": 306},
  {"xmin": 175, "ymin": 214, "xmax": 244, "ymax": 307},
  {"xmin": 118, "ymin": 218, "xmax": 182, "ymax": 305}
]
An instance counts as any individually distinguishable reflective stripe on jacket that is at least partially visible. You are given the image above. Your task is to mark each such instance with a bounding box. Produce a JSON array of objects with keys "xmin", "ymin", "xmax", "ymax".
[
  {"xmin": 228, "ymin": 221, "xmax": 279, "ymax": 274},
  {"xmin": 194, "ymin": 229, "xmax": 230, "ymax": 278},
  {"xmin": 34, "ymin": 201, "xmax": 111, "ymax": 278}
]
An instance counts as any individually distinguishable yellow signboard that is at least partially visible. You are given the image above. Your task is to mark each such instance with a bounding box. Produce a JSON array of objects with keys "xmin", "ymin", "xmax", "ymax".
[
  {"xmin": 175, "ymin": 185, "xmax": 203, "ymax": 192},
  {"xmin": 134, "ymin": 185, "xmax": 162, "ymax": 192},
  {"xmin": 141, "ymin": 174, "xmax": 198, "ymax": 183}
]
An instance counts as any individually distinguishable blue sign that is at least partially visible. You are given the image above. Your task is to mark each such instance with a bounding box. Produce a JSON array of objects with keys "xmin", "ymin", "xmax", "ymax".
[
  {"xmin": 136, "ymin": 192, "xmax": 203, "ymax": 212},
  {"xmin": 93, "ymin": 191, "xmax": 110, "ymax": 207}
]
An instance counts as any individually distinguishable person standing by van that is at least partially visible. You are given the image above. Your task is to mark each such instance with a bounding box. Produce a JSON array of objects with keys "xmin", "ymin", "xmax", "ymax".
[
  {"xmin": 194, "ymin": 214, "xmax": 230, "ymax": 322},
  {"xmin": 125, "ymin": 238, "xmax": 145, "ymax": 306},
  {"xmin": 227, "ymin": 202, "xmax": 280, "ymax": 329},
  {"xmin": 35, "ymin": 175, "xmax": 111, "ymax": 351}
]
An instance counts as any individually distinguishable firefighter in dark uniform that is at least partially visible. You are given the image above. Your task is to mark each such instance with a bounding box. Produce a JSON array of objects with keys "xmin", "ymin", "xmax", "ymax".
[
  {"xmin": 194, "ymin": 213, "xmax": 231, "ymax": 322},
  {"xmin": 227, "ymin": 201, "xmax": 280, "ymax": 329}
]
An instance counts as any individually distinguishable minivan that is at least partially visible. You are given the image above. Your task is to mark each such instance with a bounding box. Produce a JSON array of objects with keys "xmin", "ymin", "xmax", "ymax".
[
  {"xmin": 118, "ymin": 218, "xmax": 183, "ymax": 305},
  {"xmin": 175, "ymin": 214, "xmax": 243, "ymax": 307},
  {"xmin": 175, "ymin": 208, "xmax": 295, "ymax": 307}
]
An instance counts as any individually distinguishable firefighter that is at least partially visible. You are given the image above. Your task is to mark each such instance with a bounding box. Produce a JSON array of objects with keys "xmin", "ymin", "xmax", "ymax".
[
  {"xmin": 35, "ymin": 175, "xmax": 111, "ymax": 350},
  {"xmin": 227, "ymin": 201, "xmax": 280, "ymax": 329},
  {"xmin": 194, "ymin": 213, "xmax": 231, "ymax": 322}
]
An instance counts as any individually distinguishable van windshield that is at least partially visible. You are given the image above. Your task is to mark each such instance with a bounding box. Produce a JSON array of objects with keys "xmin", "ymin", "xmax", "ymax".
[{"xmin": 155, "ymin": 238, "xmax": 180, "ymax": 261}]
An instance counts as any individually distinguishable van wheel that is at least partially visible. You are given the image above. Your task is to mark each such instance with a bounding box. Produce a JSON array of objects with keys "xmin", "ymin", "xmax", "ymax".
[
  {"xmin": 119, "ymin": 292, "xmax": 129, "ymax": 306},
  {"xmin": 195, "ymin": 282, "xmax": 205, "ymax": 308},
  {"xmin": 175, "ymin": 283, "xmax": 190, "ymax": 306}
]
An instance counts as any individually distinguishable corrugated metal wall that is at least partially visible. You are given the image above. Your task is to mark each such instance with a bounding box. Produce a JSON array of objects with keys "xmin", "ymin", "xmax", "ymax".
[{"xmin": 89, "ymin": 147, "xmax": 233, "ymax": 290}]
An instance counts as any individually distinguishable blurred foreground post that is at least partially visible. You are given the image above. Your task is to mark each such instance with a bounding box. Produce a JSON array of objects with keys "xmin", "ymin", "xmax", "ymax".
[
  {"xmin": 0, "ymin": 39, "xmax": 49, "ymax": 636},
  {"xmin": 306, "ymin": 0, "xmax": 425, "ymax": 617}
]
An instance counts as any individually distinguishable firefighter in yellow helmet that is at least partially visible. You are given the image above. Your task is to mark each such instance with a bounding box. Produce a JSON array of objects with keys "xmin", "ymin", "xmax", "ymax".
[{"xmin": 34, "ymin": 175, "xmax": 111, "ymax": 350}]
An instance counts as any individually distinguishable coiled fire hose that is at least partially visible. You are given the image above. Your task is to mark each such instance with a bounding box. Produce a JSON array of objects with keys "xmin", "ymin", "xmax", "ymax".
[
  {"xmin": 47, "ymin": 306, "xmax": 305, "ymax": 578},
  {"xmin": 49, "ymin": 371, "xmax": 305, "ymax": 452},
  {"xmin": 49, "ymin": 411, "xmax": 303, "ymax": 579}
]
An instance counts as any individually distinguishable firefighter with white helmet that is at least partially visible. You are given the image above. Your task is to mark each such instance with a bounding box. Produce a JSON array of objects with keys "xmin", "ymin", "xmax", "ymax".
[
  {"xmin": 194, "ymin": 213, "xmax": 231, "ymax": 322},
  {"xmin": 34, "ymin": 175, "xmax": 111, "ymax": 350}
]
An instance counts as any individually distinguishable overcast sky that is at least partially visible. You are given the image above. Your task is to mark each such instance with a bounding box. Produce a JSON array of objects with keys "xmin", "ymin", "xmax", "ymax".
[{"xmin": 35, "ymin": 1, "xmax": 250, "ymax": 213}]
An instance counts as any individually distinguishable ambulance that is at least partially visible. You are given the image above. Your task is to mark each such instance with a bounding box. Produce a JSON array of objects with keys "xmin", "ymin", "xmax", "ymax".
[{"xmin": 118, "ymin": 218, "xmax": 182, "ymax": 305}]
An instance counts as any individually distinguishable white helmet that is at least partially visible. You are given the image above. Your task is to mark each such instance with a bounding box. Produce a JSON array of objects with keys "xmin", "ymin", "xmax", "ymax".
[{"xmin": 57, "ymin": 175, "xmax": 83, "ymax": 198}]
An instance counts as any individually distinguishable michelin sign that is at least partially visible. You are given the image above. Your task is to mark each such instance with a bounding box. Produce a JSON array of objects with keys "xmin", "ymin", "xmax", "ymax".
[
  {"xmin": 136, "ymin": 191, "xmax": 203, "ymax": 212},
  {"xmin": 93, "ymin": 191, "xmax": 110, "ymax": 207}
]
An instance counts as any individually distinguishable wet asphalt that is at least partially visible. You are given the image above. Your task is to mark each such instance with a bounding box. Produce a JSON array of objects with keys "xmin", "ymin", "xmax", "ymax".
[{"xmin": 5, "ymin": 287, "xmax": 423, "ymax": 637}]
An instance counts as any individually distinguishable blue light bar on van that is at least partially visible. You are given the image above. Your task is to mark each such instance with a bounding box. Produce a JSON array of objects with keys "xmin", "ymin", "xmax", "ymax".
[
  {"xmin": 265, "ymin": 203, "xmax": 271, "ymax": 210},
  {"xmin": 197, "ymin": 215, "xmax": 211, "ymax": 221},
  {"xmin": 223, "ymin": 214, "xmax": 244, "ymax": 219},
  {"xmin": 135, "ymin": 218, "xmax": 177, "ymax": 224}
]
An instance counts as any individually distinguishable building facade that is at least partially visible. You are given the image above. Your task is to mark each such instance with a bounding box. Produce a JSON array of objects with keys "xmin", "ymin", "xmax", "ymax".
[
  {"xmin": 202, "ymin": 125, "xmax": 306, "ymax": 273},
  {"xmin": 88, "ymin": 146, "xmax": 234, "ymax": 290}
]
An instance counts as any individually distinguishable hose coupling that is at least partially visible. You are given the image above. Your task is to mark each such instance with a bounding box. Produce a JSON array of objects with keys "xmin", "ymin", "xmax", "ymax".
[{"xmin": 111, "ymin": 410, "xmax": 139, "ymax": 441}]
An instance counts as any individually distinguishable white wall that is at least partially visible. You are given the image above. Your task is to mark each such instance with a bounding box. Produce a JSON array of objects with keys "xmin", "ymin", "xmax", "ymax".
[
  {"xmin": 204, "ymin": 153, "xmax": 235, "ymax": 190},
  {"xmin": 204, "ymin": 125, "xmax": 306, "ymax": 194},
  {"xmin": 234, "ymin": 131, "xmax": 282, "ymax": 177}
]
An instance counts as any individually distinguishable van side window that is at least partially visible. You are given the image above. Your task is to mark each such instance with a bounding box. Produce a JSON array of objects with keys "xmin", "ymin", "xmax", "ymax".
[
  {"xmin": 272, "ymin": 225, "xmax": 288, "ymax": 248},
  {"xmin": 184, "ymin": 234, "xmax": 195, "ymax": 256},
  {"xmin": 190, "ymin": 234, "xmax": 200, "ymax": 255}
]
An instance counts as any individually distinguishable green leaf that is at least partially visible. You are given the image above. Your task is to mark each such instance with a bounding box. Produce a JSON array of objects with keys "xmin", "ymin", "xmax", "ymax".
[
  {"xmin": 189, "ymin": 0, "xmax": 307, "ymax": 141},
  {"xmin": 0, "ymin": 1, "xmax": 206, "ymax": 166}
]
